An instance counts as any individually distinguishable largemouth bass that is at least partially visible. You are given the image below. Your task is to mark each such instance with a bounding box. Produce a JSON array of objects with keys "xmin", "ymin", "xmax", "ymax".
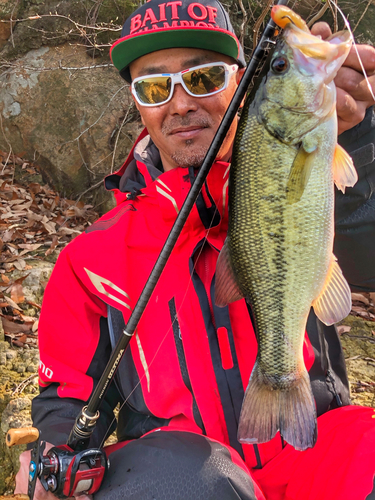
[{"xmin": 215, "ymin": 6, "xmax": 358, "ymax": 451}]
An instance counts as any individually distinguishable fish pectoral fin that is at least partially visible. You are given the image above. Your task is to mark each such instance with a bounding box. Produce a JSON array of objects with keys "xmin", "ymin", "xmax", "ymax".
[
  {"xmin": 286, "ymin": 145, "xmax": 317, "ymax": 204},
  {"xmin": 215, "ymin": 241, "xmax": 244, "ymax": 307},
  {"xmin": 312, "ymin": 254, "xmax": 352, "ymax": 326},
  {"xmin": 332, "ymin": 144, "xmax": 358, "ymax": 193},
  {"xmin": 238, "ymin": 363, "xmax": 317, "ymax": 451}
]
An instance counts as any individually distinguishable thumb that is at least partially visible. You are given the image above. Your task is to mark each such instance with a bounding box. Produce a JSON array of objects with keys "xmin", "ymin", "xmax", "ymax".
[{"xmin": 310, "ymin": 22, "xmax": 332, "ymax": 40}]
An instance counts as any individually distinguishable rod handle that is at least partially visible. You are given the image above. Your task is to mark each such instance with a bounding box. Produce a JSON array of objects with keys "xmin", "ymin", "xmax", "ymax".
[
  {"xmin": 0, "ymin": 496, "xmax": 29, "ymax": 500},
  {"xmin": 6, "ymin": 427, "xmax": 39, "ymax": 447}
]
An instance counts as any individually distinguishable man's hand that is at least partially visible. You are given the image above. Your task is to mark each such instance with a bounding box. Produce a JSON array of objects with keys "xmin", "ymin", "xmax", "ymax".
[
  {"xmin": 15, "ymin": 445, "xmax": 92, "ymax": 500},
  {"xmin": 15, "ymin": 445, "xmax": 56, "ymax": 500},
  {"xmin": 311, "ymin": 22, "xmax": 375, "ymax": 135}
]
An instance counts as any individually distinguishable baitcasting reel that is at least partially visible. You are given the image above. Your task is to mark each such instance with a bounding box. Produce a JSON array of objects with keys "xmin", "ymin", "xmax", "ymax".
[{"xmin": 7, "ymin": 427, "xmax": 108, "ymax": 500}]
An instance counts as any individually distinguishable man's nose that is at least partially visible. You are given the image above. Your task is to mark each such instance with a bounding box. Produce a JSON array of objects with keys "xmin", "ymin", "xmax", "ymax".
[{"xmin": 168, "ymin": 83, "xmax": 199, "ymax": 115}]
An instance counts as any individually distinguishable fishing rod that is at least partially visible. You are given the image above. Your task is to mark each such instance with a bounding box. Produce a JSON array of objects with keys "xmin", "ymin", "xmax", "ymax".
[{"xmin": 7, "ymin": 1, "xmax": 288, "ymax": 497}]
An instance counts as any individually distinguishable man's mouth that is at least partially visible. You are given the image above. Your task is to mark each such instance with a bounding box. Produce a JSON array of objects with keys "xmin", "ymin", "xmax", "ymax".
[
  {"xmin": 169, "ymin": 126, "xmax": 207, "ymax": 139},
  {"xmin": 162, "ymin": 117, "xmax": 212, "ymax": 138}
]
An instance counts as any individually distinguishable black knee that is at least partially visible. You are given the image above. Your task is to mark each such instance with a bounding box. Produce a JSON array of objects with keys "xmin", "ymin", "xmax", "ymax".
[{"xmin": 95, "ymin": 431, "xmax": 258, "ymax": 500}]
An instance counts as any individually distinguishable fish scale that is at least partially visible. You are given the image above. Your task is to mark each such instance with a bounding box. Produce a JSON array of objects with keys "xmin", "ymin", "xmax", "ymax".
[
  {"xmin": 215, "ymin": 6, "xmax": 356, "ymax": 450},
  {"xmin": 232, "ymin": 112, "xmax": 332, "ymax": 366}
]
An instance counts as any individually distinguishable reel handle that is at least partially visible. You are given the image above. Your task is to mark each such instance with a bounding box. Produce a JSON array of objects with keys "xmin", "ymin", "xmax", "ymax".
[{"xmin": 6, "ymin": 428, "xmax": 40, "ymax": 447}]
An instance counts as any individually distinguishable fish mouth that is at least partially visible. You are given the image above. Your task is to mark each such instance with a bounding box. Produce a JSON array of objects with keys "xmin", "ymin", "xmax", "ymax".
[
  {"xmin": 262, "ymin": 80, "xmax": 335, "ymax": 122},
  {"xmin": 264, "ymin": 97, "xmax": 321, "ymax": 115},
  {"xmin": 260, "ymin": 96, "xmax": 334, "ymax": 145}
]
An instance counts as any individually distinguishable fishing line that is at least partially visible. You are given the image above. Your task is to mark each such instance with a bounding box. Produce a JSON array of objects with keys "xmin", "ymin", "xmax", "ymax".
[
  {"xmin": 328, "ymin": 0, "xmax": 375, "ymax": 102},
  {"xmin": 97, "ymin": 191, "xmax": 226, "ymax": 450}
]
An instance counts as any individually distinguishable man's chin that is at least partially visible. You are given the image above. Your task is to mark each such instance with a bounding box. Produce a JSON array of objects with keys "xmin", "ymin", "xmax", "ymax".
[{"xmin": 170, "ymin": 146, "xmax": 208, "ymax": 169}]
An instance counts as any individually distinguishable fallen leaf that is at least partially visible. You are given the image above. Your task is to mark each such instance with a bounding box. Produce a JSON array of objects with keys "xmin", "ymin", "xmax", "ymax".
[
  {"xmin": 351, "ymin": 293, "xmax": 370, "ymax": 305},
  {"xmin": 18, "ymin": 243, "xmax": 42, "ymax": 251},
  {"xmin": 16, "ymin": 333, "xmax": 27, "ymax": 343},
  {"xmin": 337, "ymin": 325, "xmax": 351, "ymax": 335},
  {"xmin": 58, "ymin": 227, "xmax": 80, "ymax": 236},
  {"xmin": 45, "ymin": 235, "xmax": 58, "ymax": 256},
  {"xmin": 26, "ymin": 300, "xmax": 41, "ymax": 309},
  {"xmin": 2, "ymin": 229, "xmax": 15, "ymax": 242},
  {"xmin": 3, "ymin": 296, "xmax": 22, "ymax": 310},
  {"xmin": 29, "ymin": 183, "xmax": 41, "ymax": 194},
  {"xmin": 13, "ymin": 259, "xmax": 26, "ymax": 271},
  {"xmin": 1, "ymin": 317, "xmax": 31, "ymax": 333},
  {"xmin": 42, "ymin": 220, "xmax": 56, "ymax": 234},
  {"xmin": 11, "ymin": 339, "xmax": 25, "ymax": 347},
  {"xmin": 10, "ymin": 282, "xmax": 25, "ymax": 304}
]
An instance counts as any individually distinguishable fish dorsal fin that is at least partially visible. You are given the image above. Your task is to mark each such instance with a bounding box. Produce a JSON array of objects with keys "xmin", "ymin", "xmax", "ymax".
[
  {"xmin": 286, "ymin": 143, "xmax": 317, "ymax": 204},
  {"xmin": 333, "ymin": 144, "xmax": 358, "ymax": 193},
  {"xmin": 215, "ymin": 240, "xmax": 244, "ymax": 307},
  {"xmin": 312, "ymin": 255, "xmax": 352, "ymax": 326}
]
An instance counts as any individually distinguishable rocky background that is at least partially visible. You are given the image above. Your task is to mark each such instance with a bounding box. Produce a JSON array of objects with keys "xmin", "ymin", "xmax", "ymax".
[
  {"xmin": 1, "ymin": 0, "xmax": 375, "ymax": 214},
  {"xmin": 0, "ymin": 0, "xmax": 375, "ymax": 495}
]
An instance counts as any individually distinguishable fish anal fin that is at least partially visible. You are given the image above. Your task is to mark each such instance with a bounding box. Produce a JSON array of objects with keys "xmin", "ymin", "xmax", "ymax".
[
  {"xmin": 215, "ymin": 241, "xmax": 244, "ymax": 307},
  {"xmin": 286, "ymin": 144, "xmax": 317, "ymax": 204},
  {"xmin": 238, "ymin": 363, "xmax": 317, "ymax": 451},
  {"xmin": 312, "ymin": 255, "xmax": 352, "ymax": 325},
  {"xmin": 333, "ymin": 144, "xmax": 358, "ymax": 193}
]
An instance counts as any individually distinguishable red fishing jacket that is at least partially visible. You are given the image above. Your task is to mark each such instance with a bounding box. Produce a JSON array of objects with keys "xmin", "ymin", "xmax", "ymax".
[{"xmin": 32, "ymin": 130, "xmax": 351, "ymax": 470}]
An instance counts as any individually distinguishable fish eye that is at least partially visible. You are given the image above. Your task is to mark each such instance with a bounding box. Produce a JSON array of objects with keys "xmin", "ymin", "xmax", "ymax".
[{"xmin": 271, "ymin": 56, "xmax": 289, "ymax": 74}]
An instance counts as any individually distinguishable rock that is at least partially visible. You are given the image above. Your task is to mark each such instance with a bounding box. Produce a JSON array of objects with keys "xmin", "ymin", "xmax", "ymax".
[
  {"xmin": 1, "ymin": 397, "xmax": 32, "ymax": 433},
  {"xmin": 0, "ymin": 0, "xmax": 22, "ymax": 51},
  {"xmin": 0, "ymin": 43, "xmax": 142, "ymax": 211},
  {"xmin": 0, "ymin": 343, "xmax": 7, "ymax": 352},
  {"xmin": 0, "ymin": 0, "xmax": 143, "ymax": 212},
  {"xmin": 0, "ymin": 0, "xmax": 133, "ymax": 61},
  {"xmin": 0, "ymin": 398, "xmax": 33, "ymax": 494},
  {"xmin": 11, "ymin": 260, "xmax": 54, "ymax": 303}
]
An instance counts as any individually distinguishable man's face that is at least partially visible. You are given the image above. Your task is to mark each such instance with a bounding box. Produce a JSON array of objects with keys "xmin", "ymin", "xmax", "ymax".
[{"xmin": 130, "ymin": 47, "xmax": 244, "ymax": 171}]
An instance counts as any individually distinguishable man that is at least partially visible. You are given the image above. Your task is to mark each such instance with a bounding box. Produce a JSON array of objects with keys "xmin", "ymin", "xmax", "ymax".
[{"xmin": 15, "ymin": 0, "xmax": 375, "ymax": 499}]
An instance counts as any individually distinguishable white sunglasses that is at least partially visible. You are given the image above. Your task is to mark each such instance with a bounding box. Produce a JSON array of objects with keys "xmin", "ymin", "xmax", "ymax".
[{"xmin": 131, "ymin": 61, "xmax": 238, "ymax": 107}]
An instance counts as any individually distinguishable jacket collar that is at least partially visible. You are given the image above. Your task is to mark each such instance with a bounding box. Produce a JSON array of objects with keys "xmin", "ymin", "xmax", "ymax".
[{"xmin": 104, "ymin": 128, "xmax": 230, "ymax": 243}]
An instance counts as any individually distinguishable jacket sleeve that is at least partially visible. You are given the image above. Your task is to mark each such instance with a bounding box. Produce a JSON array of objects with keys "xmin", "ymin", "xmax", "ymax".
[
  {"xmin": 31, "ymin": 241, "xmax": 122, "ymax": 447},
  {"xmin": 334, "ymin": 105, "xmax": 375, "ymax": 292}
]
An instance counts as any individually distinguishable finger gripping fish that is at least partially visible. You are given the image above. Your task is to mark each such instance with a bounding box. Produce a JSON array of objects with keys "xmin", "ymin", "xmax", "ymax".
[{"xmin": 215, "ymin": 6, "xmax": 357, "ymax": 451}]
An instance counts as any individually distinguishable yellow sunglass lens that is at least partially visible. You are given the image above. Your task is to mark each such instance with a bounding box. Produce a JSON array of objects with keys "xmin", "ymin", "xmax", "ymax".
[
  {"xmin": 134, "ymin": 77, "xmax": 171, "ymax": 104},
  {"xmin": 183, "ymin": 66, "xmax": 226, "ymax": 95},
  {"xmin": 134, "ymin": 65, "xmax": 227, "ymax": 105}
]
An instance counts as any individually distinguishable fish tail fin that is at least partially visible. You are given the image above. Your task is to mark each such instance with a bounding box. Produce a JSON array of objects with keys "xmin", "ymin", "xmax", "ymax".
[{"xmin": 238, "ymin": 363, "xmax": 317, "ymax": 451}]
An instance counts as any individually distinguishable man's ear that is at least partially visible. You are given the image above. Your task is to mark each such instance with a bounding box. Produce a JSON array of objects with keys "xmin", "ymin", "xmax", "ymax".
[
  {"xmin": 131, "ymin": 93, "xmax": 146, "ymax": 127},
  {"xmin": 236, "ymin": 67, "xmax": 246, "ymax": 108}
]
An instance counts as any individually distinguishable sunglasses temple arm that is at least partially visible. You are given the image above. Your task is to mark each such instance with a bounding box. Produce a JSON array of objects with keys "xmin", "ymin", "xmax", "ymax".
[{"xmin": 67, "ymin": 0, "xmax": 289, "ymax": 452}]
